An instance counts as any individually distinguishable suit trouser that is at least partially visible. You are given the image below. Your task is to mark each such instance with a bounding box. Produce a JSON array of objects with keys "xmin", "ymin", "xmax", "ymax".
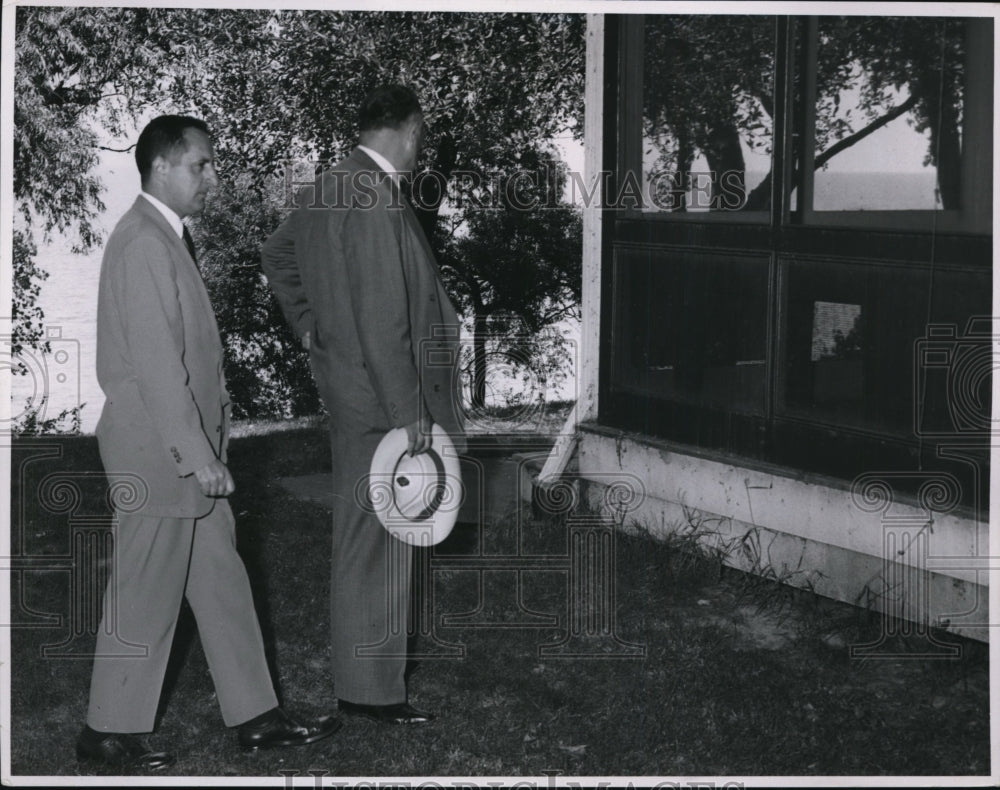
[
  {"xmin": 86, "ymin": 499, "xmax": 278, "ymax": 732},
  {"xmin": 329, "ymin": 421, "xmax": 412, "ymax": 706}
]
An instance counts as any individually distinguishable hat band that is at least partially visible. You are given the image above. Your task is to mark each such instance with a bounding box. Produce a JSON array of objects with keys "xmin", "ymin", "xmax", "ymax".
[{"xmin": 391, "ymin": 449, "xmax": 447, "ymax": 522}]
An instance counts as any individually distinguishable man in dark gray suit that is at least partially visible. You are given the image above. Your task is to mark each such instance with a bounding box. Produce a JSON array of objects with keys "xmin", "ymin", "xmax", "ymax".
[{"xmin": 261, "ymin": 85, "xmax": 465, "ymax": 724}]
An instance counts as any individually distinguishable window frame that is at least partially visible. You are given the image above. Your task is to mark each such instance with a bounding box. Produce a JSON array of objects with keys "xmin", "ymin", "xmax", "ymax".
[
  {"xmin": 619, "ymin": 14, "xmax": 993, "ymax": 232},
  {"xmin": 601, "ymin": 12, "xmax": 993, "ymax": 502},
  {"xmin": 794, "ymin": 16, "xmax": 993, "ymax": 234},
  {"xmin": 617, "ymin": 14, "xmax": 779, "ymax": 225}
]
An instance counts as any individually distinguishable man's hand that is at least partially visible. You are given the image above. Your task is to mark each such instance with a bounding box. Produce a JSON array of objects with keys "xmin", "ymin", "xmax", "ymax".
[
  {"xmin": 194, "ymin": 459, "xmax": 235, "ymax": 497},
  {"xmin": 301, "ymin": 331, "xmax": 311, "ymax": 351},
  {"xmin": 404, "ymin": 409, "xmax": 434, "ymax": 456}
]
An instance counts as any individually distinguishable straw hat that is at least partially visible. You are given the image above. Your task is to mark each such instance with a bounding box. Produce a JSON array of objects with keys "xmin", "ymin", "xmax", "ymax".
[{"xmin": 368, "ymin": 423, "xmax": 463, "ymax": 546}]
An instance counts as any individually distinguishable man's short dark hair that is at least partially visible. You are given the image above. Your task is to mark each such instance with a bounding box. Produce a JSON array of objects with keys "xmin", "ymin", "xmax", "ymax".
[
  {"xmin": 135, "ymin": 115, "xmax": 210, "ymax": 182},
  {"xmin": 358, "ymin": 85, "xmax": 422, "ymax": 133}
]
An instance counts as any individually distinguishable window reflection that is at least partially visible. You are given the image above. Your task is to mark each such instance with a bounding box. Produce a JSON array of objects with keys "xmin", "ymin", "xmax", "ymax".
[
  {"xmin": 642, "ymin": 16, "xmax": 776, "ymax": 213},
  {"xmin": 809, "ymin": 17, "xmax": 965, "ymax": 212},
  {"xmin": 810, "ymin": 301, "xmax": 863, "ymax": 407},
  {"xmin": 781, "ymin": 260, "xmax": 990, "ymax": 435},
  {"xmin": 614, "ymin": 250, "xmax": 768, "ymax": 413},
  {"xmin": 811, "ymin": 301, "xmax": 862, "ymax": 362}
]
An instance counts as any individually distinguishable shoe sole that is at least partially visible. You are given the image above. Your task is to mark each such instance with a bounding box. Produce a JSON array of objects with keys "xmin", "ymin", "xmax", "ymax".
[
  {"xmin": 340, "ymin": 709, "xmax": 434, "ymax": 725},
  {"xmin": 75, "ymin": 749, "xmax": 176, "ymax": 772},
  {"xmin": 240, "ymin": 718, "xmax": 343, "ymax": 752}
]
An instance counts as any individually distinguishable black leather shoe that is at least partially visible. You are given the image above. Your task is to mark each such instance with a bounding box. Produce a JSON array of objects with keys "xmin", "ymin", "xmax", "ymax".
[
  {"xmin": 237, "ymin": 706, "xmax": 341, "ymax": 751},
  {"xmin": 337, "ymin": 699, "xmax": 434, "ymax": 724},
  {"xmin": 75, "ymin": 726, "xmax": 175, "ymax": 772}
]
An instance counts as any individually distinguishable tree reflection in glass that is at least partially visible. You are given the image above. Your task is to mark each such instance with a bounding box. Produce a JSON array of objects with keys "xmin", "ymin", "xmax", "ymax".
[
  {"xmin": 811, "ymin": 17, "xmax": 964, "ymax": 211},
  {"xmin": 642, "ymin": 15, "xmax": 776, "ymax": 213},
  {"xmin": 640, "ymin": 15, "xmax": 965, "ymax": 214}
]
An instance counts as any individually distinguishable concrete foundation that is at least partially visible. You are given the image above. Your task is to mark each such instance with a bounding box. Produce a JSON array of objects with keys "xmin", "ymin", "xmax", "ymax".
[{"xmin": 575, "ymin": 423, "xmax": 990, "ymax": 643}]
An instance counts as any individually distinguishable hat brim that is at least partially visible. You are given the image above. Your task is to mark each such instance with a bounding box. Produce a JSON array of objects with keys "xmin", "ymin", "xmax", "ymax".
[{"xmin": 368, "ymin": 423, "xmax": 463, "ymax": 546}]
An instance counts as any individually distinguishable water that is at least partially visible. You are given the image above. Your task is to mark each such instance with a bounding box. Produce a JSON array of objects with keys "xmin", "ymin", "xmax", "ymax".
[
  {"xmin": 10, "ymin": 237, "xmax": 106, "ymax": 432},
  {"xmin": 11, "ymin": 148, "xmax": 138, "ymax": 433},
  {"xmin": 812, "ymin": 170, "xmax": 940, "ymax": 211}
]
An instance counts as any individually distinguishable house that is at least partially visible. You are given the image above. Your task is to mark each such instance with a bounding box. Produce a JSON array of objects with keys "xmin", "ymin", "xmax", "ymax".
[{"xmin": 556, "ymin": 12, "xmax": 993, "ymax": 644}]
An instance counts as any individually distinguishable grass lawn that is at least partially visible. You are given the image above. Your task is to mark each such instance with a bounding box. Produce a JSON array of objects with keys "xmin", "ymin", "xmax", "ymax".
[{"xmin": 7, "ymin": 421, "xmax": 990, "ymax": 781}]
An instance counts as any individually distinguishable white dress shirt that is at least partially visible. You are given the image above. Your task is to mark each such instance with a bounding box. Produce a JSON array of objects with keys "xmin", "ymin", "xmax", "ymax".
[{"xmin": 357, "ymin": 145, "xmax": 400, "ymax": 180}]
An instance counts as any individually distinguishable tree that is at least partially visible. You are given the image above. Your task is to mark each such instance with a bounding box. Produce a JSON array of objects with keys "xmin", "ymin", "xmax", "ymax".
[
  {"xmin": 12, "ymin": 9, "xmax": 586, "ymax": 420},
  {"xmin": 436, "ymin": 149, "xmax": 581, "ymax": 409},
  {"xmin": 12, "ymin": 7, "xmax": 184, "ymax": 353},
  {"xmin": 811, "ymin": 17, "xmax": 964, "ymax": 208},
  {"xmin": 643, "ymin": 16, "xmax": 774, "ymax": 211}
]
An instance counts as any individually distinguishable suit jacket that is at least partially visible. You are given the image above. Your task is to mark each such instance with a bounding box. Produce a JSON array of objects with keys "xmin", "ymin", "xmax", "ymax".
[
  {"xmin": 261, "ymin": 148, "xmax": 464, "ymax": 445},
  {"xmin": 95, "ymin": 195, "xmax": 229, "ymax": 517}
]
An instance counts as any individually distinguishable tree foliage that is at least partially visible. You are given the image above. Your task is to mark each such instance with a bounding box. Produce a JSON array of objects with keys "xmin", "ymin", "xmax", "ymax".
[
  {"xmin": 12, "ymin": 7, "xmax": 177, "ymax": 358},
  {"xmin": 13, "ymin": 8, "xmax": 586, "ymax": 421},
  {"xmin": 165, "ymin": 10, "xmax": 585, "ymax": 418},
  {"xmin": 436, "ymin": 150, "xmax": 581, "ymax": 407},
  {"xmin": 193, "ymin": 176, "xmax": 322, "ymax": 420},
  {"xmin": 17, "ymin": 9, "xmax": 969, "ymax": 425},
  {"xmin": 811, "ymin": 17, "xmax": 964, "ymax": 206},
  {"xmin": 644, "ymin": 16, "xmax": 774, "ymax": 210}
]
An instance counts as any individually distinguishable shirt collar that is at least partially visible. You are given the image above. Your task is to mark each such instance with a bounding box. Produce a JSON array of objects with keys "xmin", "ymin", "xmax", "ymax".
[
  {"xmin": 140, "ymin": 191, "xmax": 185, "ymax": 239},
  {"xmin": 357, "ymin": 145, "xmax": 399, "ymax": 180}
]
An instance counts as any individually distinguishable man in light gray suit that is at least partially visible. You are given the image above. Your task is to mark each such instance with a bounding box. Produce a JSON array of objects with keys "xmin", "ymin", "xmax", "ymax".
[
  {"xmin": 261, "ymin": 85, "xmax": 465, "ymax": 724},
  {"xmin": 77, "ymin": 115, "xmax": 340, "ymax": 772}
]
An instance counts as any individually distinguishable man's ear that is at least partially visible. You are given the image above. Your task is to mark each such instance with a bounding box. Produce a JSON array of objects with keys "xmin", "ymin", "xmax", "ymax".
[
  {"xmin": 152, "ymin": 154, "xmax": 170, "ymax": 177},
  {"xmin": 408, "ymin": 116, "xmax": 422, "ymax": 143}
]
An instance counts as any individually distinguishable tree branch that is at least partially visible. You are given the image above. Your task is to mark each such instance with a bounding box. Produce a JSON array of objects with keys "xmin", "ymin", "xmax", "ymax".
[
  {"xmin": 737, "ymin": 93, "xmax": 923, "ymax": 211},
  {"xmin": 814, "ymin": 93, "xmax": 919, "ymax": 170},
  {"xmin": 96, "ymin": 143, "xmax": 136, "ymax": 153}
]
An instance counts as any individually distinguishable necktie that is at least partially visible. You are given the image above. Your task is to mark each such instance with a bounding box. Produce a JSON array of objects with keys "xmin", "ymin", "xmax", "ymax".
[{"xmin": 182, "ymin": 225, "xmax": 198, "ymax": 267}]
